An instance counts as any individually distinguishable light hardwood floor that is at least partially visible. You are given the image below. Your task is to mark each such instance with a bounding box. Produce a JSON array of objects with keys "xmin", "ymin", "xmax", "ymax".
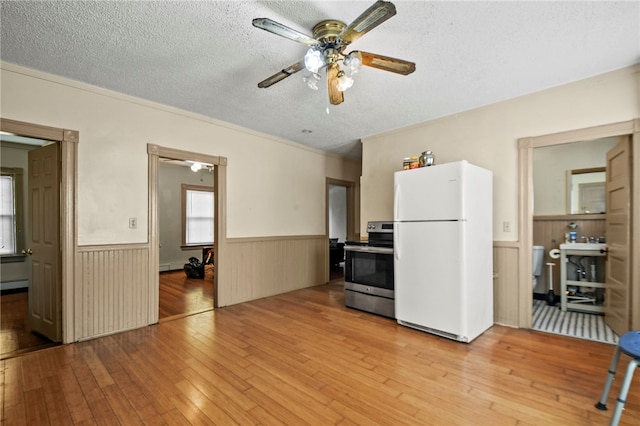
[
  {"xmin": 1, "ymin": 270, "xmax": 214, "ymax": 359},
  {"xmin": 1, "ymin": 282, "xmax": 638, "ymax": 425},
  {"xmin": 159, "ymin": 269, "xmax": 214, "ymax": 321},
  {"xmin": 0, "ymin": 290, "xmax": 58, "ymax": 359}
]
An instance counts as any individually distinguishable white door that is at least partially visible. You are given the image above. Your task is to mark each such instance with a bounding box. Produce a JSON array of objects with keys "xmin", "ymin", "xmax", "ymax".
[
  {"xmin": 604, "ymin": 138, "xmax": 631, "ymax": 336},
  {"xmin": 28, "ymin": 143, "xmax": 62, "ymax": 342}
]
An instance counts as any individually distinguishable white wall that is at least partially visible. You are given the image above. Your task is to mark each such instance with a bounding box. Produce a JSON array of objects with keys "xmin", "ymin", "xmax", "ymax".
[
  {"xmin": 360, "ymin": 65, "xmax": 639, "ymax": 241},
  {"xmin": 0, "ymin": 63, "xmax": 362, "ymax": 246}
]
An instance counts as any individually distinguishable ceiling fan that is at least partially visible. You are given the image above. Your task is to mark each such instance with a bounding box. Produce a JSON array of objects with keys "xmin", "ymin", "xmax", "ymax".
[{"xmin": 252, "ymin": 0, "xmax": 416, "ymax": 106}]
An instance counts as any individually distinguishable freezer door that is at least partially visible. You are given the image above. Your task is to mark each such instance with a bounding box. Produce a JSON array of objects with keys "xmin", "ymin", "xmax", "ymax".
[
  {"xmin": 394, "ymin": 221, "xmax": 465, "ymax": 336},
  {"xmin": 394, "ymin": 163, "xmax": 463, "ymax": 221}
]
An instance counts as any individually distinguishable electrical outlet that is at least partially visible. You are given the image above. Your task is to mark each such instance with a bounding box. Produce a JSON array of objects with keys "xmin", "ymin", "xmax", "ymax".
[
  {"xmin": 503, "ymin": 221, "xmax": 511, "ymax": 232},
  {"xmin": 129, "ymin": 217, "xmax": 137, "ymax": 229}
]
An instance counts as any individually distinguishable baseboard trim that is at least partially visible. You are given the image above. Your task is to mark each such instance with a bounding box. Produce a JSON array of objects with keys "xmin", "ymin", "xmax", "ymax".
[
  {"xmin": 0, "ymin": 287, "xmax": 28, "ymax": 296},
  {"xmin": 0, "ymin": 280, "xmax": 29, "ymax": 291}
]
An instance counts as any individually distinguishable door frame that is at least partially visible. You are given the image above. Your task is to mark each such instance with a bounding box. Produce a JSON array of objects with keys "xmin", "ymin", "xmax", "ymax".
[
  {"xmin": 517, "ymin": 118, "xmax": 640, "ymax": 329},
  {"xmin": 147, "ymin": 144, "xmax": 227, "ymax": 321},
  {"xmin": 0, "ymin": 118, "xmax": 78, "ymax": 343}
]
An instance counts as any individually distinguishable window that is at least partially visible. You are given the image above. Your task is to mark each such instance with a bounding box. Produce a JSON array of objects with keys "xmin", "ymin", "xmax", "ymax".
[
  {"xmin": 0, "ymin": 168, "xmax": 24, "ymax": 256},
  {"xmin": 182, "ymin": 184, "xmax": 214, "ymax": 246}
]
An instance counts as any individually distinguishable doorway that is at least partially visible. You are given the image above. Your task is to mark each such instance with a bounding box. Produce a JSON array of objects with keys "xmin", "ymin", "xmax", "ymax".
[
  {"xmin": 147, "ymin": 144, "xmax": 227, "ymax": 323},
  {"xmin": 157, "ymin": 158, "xmax": 215, "ymax": 321},
  {"xmin": 518, "ymin": 119, "xmax": 640, "ymax": 336},
  {"xmin": 531, "ymin": 137, "xmax": 616, "ymax": 343},
  {"xmin": 328, "ymin": 184, "xmax": 347, "ymax": 281},
  {"xmin": 0, "ymin": 118, "xmax": 78, "ymax": 356},
  {"xmin": 326, "ymin": 178, "xmax": 356, "ymax": 283}
]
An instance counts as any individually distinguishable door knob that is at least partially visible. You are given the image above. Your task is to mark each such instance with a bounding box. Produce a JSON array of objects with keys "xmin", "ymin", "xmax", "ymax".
[{"xmin": 21, "ymin": 248, "xmax": 33, "ymax": 255}]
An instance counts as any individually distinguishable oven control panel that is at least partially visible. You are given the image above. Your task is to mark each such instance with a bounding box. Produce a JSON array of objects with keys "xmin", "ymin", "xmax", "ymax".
[{"xmin": 367, "ymin": 221, "xmax": 394, "ymax": 233}]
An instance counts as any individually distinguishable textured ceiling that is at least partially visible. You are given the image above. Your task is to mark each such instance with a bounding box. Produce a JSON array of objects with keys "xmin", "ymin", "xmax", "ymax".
[{"xmin": 1, "ymin": 1, "xmax": 639, "ymax": 160}]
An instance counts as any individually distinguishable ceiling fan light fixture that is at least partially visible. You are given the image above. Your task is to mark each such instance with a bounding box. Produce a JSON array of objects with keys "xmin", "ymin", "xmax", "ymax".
[
  {"xmin": 303, "ymin": 73, "xmax": 321, "ymax": 90},
  {"xmin": 336, "ymin": 70, "xmax": 354, "ymax": 92},
  {"xmin": 304, "ymin": 48, "xmax": 325, "ymax": 73},
  {"xmin": 343, "ymin": 52, "xmax": 362, "ymax": 75},
  {"xmin": 253, "ymin": 1, "xmax": 415, "ymax": 105}
]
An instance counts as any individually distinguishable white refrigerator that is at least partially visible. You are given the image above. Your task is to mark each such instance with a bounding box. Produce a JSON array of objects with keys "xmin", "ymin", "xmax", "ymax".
[{"xmin": 393, "ymin": 160, "xmax": 493, "ymax": 343}]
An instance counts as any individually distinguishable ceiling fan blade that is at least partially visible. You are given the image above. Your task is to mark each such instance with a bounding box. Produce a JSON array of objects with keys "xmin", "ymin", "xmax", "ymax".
[
  {"xmin": 257, "ymin": 61, "xmax": 305, "ymax": 88},
  {"xmin": 356, "ymin": 51, "xmax": 416, "ymax": 75},
  {"xmin": 252, "ymin": 18, "xmax": 320, "ymax": 47},
  {"xmin": 327, "ymin": 63, "xmax": 344, "ymax": 105},
  {"xmin": 339, "ymin": 1, "xmax": 396, "ymax": 44}
]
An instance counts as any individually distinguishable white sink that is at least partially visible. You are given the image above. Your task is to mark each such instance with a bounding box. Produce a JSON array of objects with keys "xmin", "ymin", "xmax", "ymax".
[{"xmin": 559, "ymin": 243, "xmax": 606, "ymax": 251}]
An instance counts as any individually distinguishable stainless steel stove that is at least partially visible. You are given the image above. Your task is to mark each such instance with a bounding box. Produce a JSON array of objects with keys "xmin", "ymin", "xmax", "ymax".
[{"xmin": 344, "ymin": 221, "xmax": 394, "ymax": 318}]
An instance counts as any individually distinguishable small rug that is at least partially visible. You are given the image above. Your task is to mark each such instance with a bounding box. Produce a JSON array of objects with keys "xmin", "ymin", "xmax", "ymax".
[{"xmin": 532, "ymin": 299, "xmax": 619, "ymax": 345}]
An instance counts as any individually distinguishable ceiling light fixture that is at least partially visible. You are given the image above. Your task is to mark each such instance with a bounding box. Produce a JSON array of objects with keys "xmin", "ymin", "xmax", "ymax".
[
  {"xmin": 253, "ymin": 1, "xmax": 416, "ymax": 106},
  {"xmin": 336, "ymin": 70, "xmax": 354, "ymax": 91},
  {"xmin": 304, "ymin": 48, "xmax": 325, "ymax": 74},
  {"xmin": 299, "ymin": 25, "xmax": 368, "ymax": 98},
  {"xmin": 186, "ymin": 161, "xmax": 214, "ymax": 172},
  {"xmin": 302, "ymin": 72, "xmax": 321, "ymax": 90},
  {"xmin": 343, "ymin": 51, "xmax": 362, "ymax": 75},
  {"xmin": 302, "ymin": 50, "xmax": 361, "ymax": 93}
]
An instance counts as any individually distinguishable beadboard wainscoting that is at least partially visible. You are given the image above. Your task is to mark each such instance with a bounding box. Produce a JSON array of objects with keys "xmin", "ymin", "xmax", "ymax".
[
  {"xmin": 70, "ymin": 239, "xmax": 519, "ymax": 341},
  {"xmin": 221, "ymin": 235, "xmax": 328, "ymax": 306},
  {"xmin": 75, "ymin": 244, "xmax": 150, "ymax": 341},
  {"xmin": 493, "ymin": 241, "xmax": 520, "ymax": 327}
]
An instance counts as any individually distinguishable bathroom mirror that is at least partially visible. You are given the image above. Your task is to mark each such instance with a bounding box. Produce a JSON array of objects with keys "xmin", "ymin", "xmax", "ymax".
[
  {"xmin": 567, "ymin": 167, "xmax": 605, "ymax": 214},
  {"xmin": 533, "ymin": 137, "xmax": 618, "ymax": 215}
]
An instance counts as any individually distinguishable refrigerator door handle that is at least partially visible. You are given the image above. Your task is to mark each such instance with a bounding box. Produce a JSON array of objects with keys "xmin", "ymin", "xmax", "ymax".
[
  {"xmin": 394, "ymin": 223, "xmax": 400, "ymax": 260},
  {"xmin": 393, "ymin": 184, "xmax": 400, "ymax": 221}
]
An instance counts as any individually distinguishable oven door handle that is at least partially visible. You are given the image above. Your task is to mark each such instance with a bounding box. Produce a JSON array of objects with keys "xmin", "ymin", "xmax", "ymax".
[{"xmin": 344, "ymin": 245, "xmax": 394, "ymax": 255}]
